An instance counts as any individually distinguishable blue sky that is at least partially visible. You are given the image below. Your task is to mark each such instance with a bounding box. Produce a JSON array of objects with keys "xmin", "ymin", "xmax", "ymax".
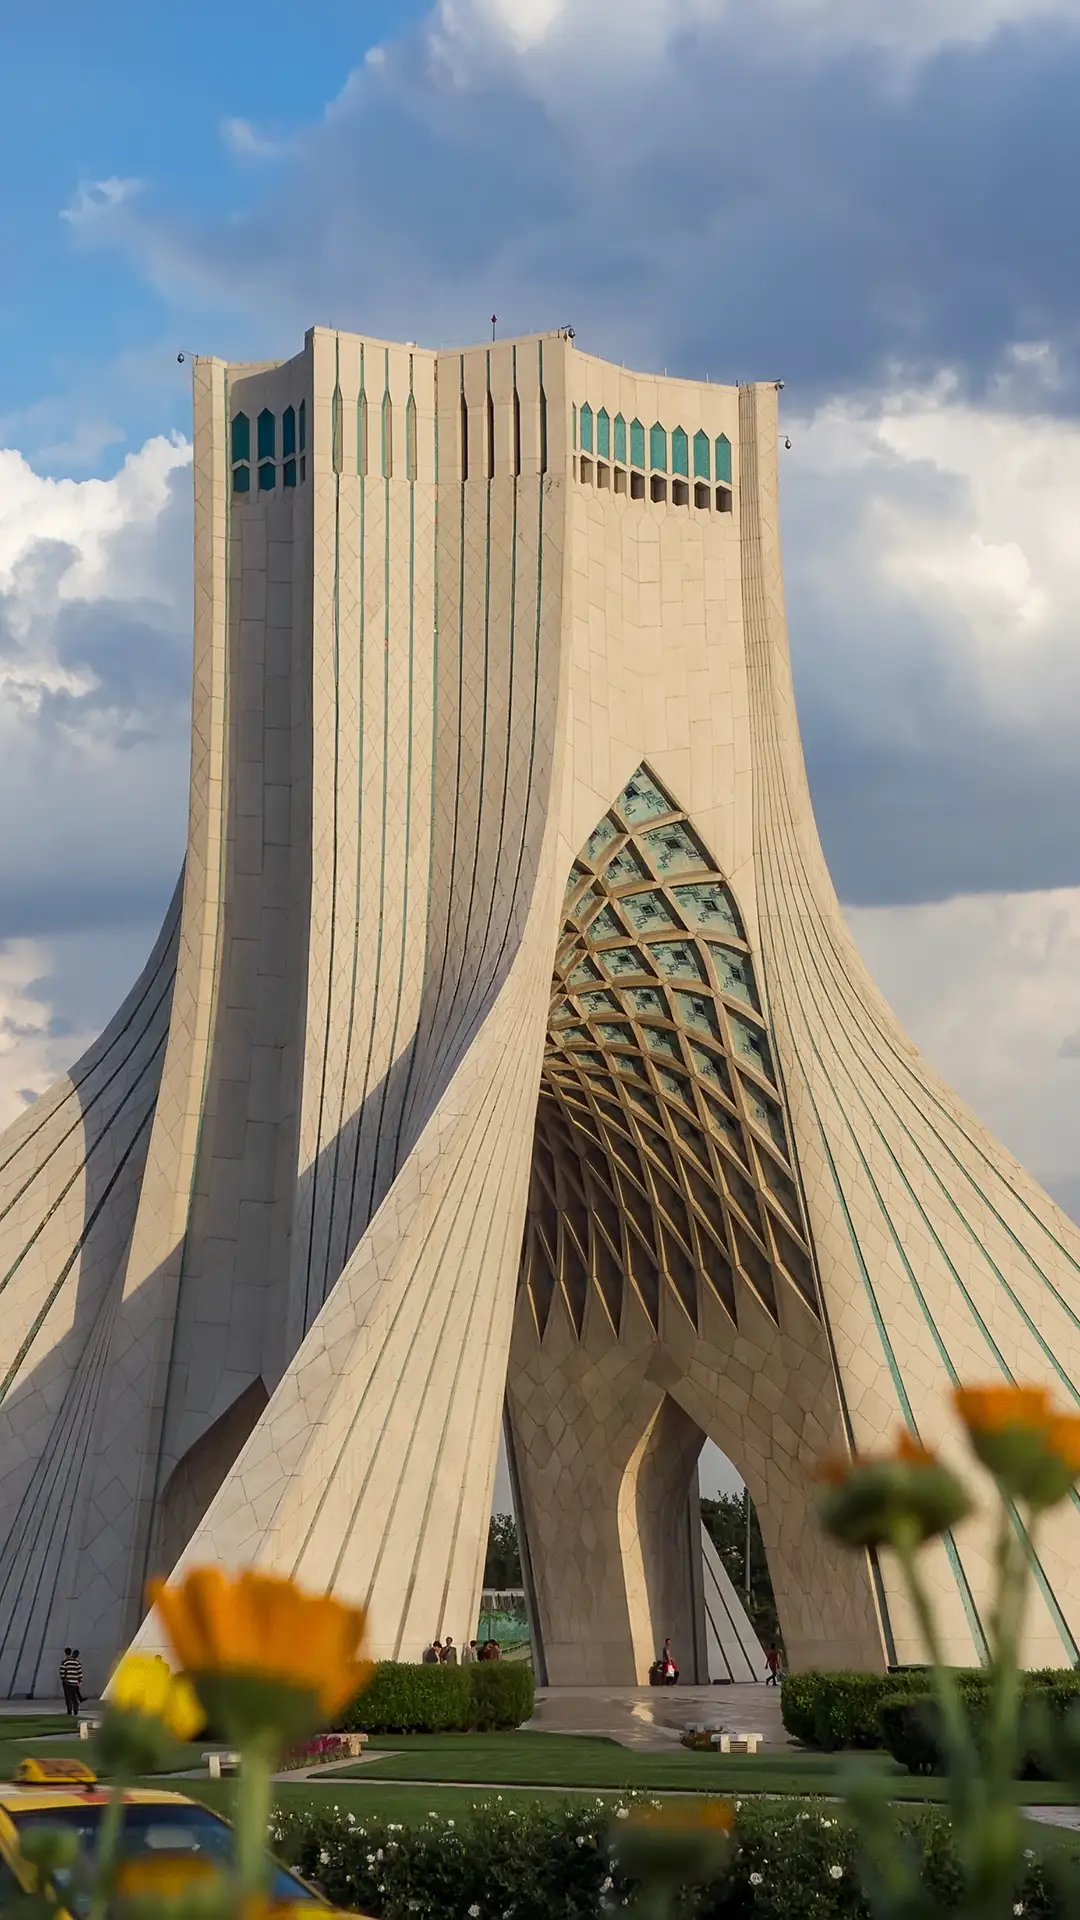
[{"xmin": 2, "ymin": 0, "xmax": 1080, "ymax": 1229}]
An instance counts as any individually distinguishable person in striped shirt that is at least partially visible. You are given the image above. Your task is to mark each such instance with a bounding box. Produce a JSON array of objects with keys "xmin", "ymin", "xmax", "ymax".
[{"xmin": 59, "ymin": 1648, "xmax": 82, "ymax": 1716}]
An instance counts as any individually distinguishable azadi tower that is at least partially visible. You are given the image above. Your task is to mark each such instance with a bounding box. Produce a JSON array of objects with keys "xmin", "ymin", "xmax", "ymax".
[{"xmin": 2, "ymin": 326, "xmax": 1080, "ymax": 1698}]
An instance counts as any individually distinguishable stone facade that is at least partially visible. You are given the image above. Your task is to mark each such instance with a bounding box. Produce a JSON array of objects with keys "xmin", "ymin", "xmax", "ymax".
[{"xmin": 1, "ymin": 327, "xmax": 1079, "ymax": 1694}]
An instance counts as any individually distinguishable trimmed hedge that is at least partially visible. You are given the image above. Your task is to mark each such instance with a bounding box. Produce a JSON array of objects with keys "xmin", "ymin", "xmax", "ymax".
[
  {"xmin": 272, "ymin": 1795, "xmax": 1064, "ymax": 1920},
  {"xmin": 339, "ymin": 1661, "xmax": 534, "ymax": 1734},
  {"xmin": 878, "ymin": 1679, "xmax": 1080, "ymax": 1778},
  {"xmin": 782, "ymin": 1667, "xmax": 1080, "ymax": 1752}
]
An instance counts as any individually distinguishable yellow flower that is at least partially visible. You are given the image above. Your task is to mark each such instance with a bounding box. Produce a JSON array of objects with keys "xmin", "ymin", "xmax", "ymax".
[
  {"xmin": 115, "ymin": 1853, "xmax": 221, "ymax": 1900},
  {"xmin": 611, "ymin": 1797, "xmax": 734, "ymax": 1887},
  {"xmin": 954, "ymin": 1384, "xmax": 1080, "ymax": 1508},
  {"xmin": 148, "ymin": 1567, "xmax": 372, "ymax": 1748},
  {"xmin": 817, "ymin": 1429, "xmax": 971, "ymax": 1551},
  {"xmin": 109, "ymin": 1654, "xmax": 204, "ymax": 1742}
]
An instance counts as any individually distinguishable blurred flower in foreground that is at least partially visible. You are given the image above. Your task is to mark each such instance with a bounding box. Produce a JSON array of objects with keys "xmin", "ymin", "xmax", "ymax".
[
  {"xmin": 98, "ymin": 1653, "xmax": 204, "ymax": 1773},
  {"xmin": 149, "ymin": 1567, "xmax": 371, "ymax": 1750},
  {"xmin": 610, "ymin": 1796, "xmax": 733, "ymax": 1906},
  {"xmin": 818, "ymin": 1429, "xmax": 971, "ymax": 1551},
  {"xmin": 954, "ymin": 1385, "xmax": 1080, "ymax": 1509}
]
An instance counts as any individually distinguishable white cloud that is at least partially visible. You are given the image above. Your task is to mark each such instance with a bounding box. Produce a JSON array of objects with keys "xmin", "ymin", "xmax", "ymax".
[
  {"xmin": 847, "ymin": 887, "xmax": 1080, "ymax": 1206},
  {"xmin": 0, "ymin": 434, "xmax": 192, "ymax": 938},
  {"xmin": 0, "ymin": 941, "xmax": 96, "ymax": 1130},
  {"xmin": 60, "ymin": 177, "xmax": 142, "ymax": 232},
  {"xmin": 220, "ymin": 117, "xmax": 289, "ymax": 160},
  {"xmin": 428, "ymin": 0, "xmax": 1080, "ymax": 83}
]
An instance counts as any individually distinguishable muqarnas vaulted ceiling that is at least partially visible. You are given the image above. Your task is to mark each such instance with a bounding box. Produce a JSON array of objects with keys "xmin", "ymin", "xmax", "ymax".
[{"xmin": 522, "ymin": 766, "xmax": 820, "ymax": 1341}]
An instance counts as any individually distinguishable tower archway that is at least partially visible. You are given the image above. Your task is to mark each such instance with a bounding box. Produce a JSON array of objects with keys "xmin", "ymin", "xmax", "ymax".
[{"xmin": 506, "ymin": 765, "xmax": 884, "ymax": 1681}]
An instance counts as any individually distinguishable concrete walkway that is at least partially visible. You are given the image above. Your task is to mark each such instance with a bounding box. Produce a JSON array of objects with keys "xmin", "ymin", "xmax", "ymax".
[{"xmin": 527, "ymin": 1683, "xmax": 792, "ymax": 1751}]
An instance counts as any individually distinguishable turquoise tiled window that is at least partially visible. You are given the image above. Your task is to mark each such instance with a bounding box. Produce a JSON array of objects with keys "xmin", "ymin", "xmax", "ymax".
[
  {"xmin": 618, "ymin": 768, "xmax": 671, "ymax": 823},
  {"xmin": 406, "ymin": 393, "xmax": 418, "ymax": 480},
  {"xmin": 650, "ymin": 941, "xmax": 706, "ymax": 983},
  {"xmin": 642, "ymin": 821, "xmax": 707, "ymax": 875},
  {"xmin": 257, "ymin": 409, "xmax": 275, "ymax": 460},
  {"xmin": 283, "ymin": 459, "xmax": 297, "ymax": 488},
  {"xmin": 580, "ymin": 403, "xmax": 593, "ymax": 453},
  {"xmin": 298, "ymin": 400, "xmax": 306, "ymax": 451},
  {"xmin": 232, "ymin": 464, "xmax": 250, "ymax": 495},
  {"xmin": 597, "ymin": 408, "xmax": 610, "ymax": 458},
  {"xmin": 282, "ymin": 407, "xmax": 296, "ymax": 457},
  {"xmin": 614, "ymin": 413, "xmax": 627, "ymax": 463},
  {"xmin": 715, "ymin": 433, "xmax": 732, "ymax": 484},
  {"xmin": 231, "ymin": 413, "xmax": 250, "ymax": 463},
  {"xmin": 649, "ymin": 423, "xmax": 667, "ymax": 470},
  {"xmin": 621, "ymin": 890, "xmax": 679, "ymax": 934},
  {"xmin": 672, "ymin": 882, "xmax": 741, "ymax": 935},
  {"xmin": 585, "ymin": 817, "xmax": 619, "ymax": 864},
  {"xmin": 672, "ymin": 427, "xmax": 689, "ymax": 476},
  {"xmin": 258, "ymin": 462, "xmax": 275, "ymax": 491},
  {"xmin": 693, "ymin": 430, "xmax": 710, "ymax": 479},
  {"xmin": 357, "ymin": 393, "xmax": 368, "ymax": 475},
  {"xmin": 381, "ymin": 392, "xmax": 393, "ymax": 478},
  {"xmin": 630, "ymin": 418, "xmax": 645, "ymax": 468}
]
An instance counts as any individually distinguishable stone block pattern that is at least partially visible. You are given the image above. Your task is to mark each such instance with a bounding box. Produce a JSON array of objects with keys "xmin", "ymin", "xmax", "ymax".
[{"xmin": 1, "ymin": 331, "xmax": 1079, "ymax": 1693}]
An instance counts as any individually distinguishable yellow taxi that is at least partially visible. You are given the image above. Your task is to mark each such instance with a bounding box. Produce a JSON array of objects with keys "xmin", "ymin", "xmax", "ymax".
[{"xmin": 0, "ymin": 1758, "xmax": 349, "ymax": 1913}]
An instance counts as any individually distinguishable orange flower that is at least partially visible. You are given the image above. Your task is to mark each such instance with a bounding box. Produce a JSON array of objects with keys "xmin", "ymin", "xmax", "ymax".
[
  {"xmin": 148, "ymin": 1568, "xmax": 372, "ymax": 1746},
  {"xmin": 628, "ymin": 1799, "xmax": 735, "ymax": 1833},
  {"xmin": 954, "ymin": 1386, "xmax": 1051, "ymax": 1436},
  {"xmin": 817, "ymin": 1428, "xmax": 970, "ymax": 1550},
  {"xmin": 954, "ymin": 1384, "xmax": 1080, "ymax": 1508}
]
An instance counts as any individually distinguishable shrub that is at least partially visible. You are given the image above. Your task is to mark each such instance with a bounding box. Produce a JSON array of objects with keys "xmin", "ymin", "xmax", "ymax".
[
  {"xmin": 339, "ymin": 1660, "xmax": 533, "ymax": 1734},
  {"xmin": 271, "ymin": 1796, "xmax": 1062, "ymax": 1920},
  {"xmin": 782, "ymin": 1667, "xmax": 1080, "ymax": 1753},
  {"xmin": 466, "ymin": 1660, "xmax": 534, "ymax": 1731},
  {"xmin": 876, "ymin": 1674, "xmax": 1080, "ymax": 1777}
]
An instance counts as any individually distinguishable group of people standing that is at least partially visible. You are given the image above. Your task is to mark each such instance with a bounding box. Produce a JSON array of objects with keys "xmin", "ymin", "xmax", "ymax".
[{"xmin": 422, "ymin": 1636, "xmax": 501, "ymax": 1664}]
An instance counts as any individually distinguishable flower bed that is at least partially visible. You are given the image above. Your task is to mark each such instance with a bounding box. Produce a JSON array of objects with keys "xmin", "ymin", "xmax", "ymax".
[
  {"xmin": 280, "ymin": 1733, "xmax": 354, "ymax": 1772},
  {"xmin": 271, "ymin": 1796, "xmax": 1060, "ymax": 1918}
]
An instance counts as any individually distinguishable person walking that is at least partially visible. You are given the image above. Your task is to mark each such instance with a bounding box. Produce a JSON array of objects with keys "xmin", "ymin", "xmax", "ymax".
[
  {"xmin": 59, "ymin": 1648, "xmax": 82, "ymax": 1717},
  {"xmin": 661, "ymin": 1638, "xmax": 678, "ymax": 1685},
  {"xmin": 764, "ymin": 1644, "xmax": 782, "ymax": 1687},
  {"xmin": 442, "ymin": 1637, "xmax": 458, "ymax": 1665}
]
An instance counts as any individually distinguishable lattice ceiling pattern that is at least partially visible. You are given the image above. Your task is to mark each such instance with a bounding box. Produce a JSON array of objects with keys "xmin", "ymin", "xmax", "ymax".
[{"xmin": 522, "ymin": 766, "xmax": 819, "ymax": 1340}]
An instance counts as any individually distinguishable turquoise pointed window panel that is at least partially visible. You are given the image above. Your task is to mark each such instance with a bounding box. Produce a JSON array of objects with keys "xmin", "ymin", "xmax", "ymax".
[
  {"xmin": 564, "ymin": 861, "xmax": 590, "ymax": 901},
  {"xmin": 641, "ymin": 821, "xmax": 709, "ymax": 876},
  {"xmin": 605, "ymin": 845, "xmax": 649, "ymax": 888},
  {"xmin": 693, "ymin": 430, "xmax": 710, "ymax": 479},
  {"xmin": 231, "ymin": 413, "xmax": 250, "ymax": 463},
  {"xmin": 672, "ymin": 427, "xmax": 689, "ymax": 477},
  {"xmin": 708, "ymin": 943, "xmax": 757, "ymax": 1007},
  {"xmin": 602, "ymin": 945, "xmax": 648, "ymax": 978},
  {"xmin": 624, "ymin": 986, "xmax": 666, "ymax": 1017},
  {"xmin": 298, "ymin": 401, "xmax": 307, "ymax": 451},
  {"xmin": 257, "ymin": 409, "xmax": 275, "ymax": 460},
  {"xmin": 381, "ymin": 392, "xmax": 393, "ymax": 478},
  {"xmin": 672, "ymin": 882, "xmax": 742, "ymax": 935},
  {"xmin": 585, "ymin": 816, "xmax": 620, "ymax": 865},
  {"xmin": 643, "ymin": 1028, "xmax": 681, "ymax": 1061},
  {"xmin": 568, "ymin": 956, "xmax": 603, "ymax": 987},
  {"xmin": 650, "ymin": 423, "xmax": 667, "ymax": 471},
  {"xmin": 572, "ymin": 403, "xmax": 578, "ymax": 449},
  {"xmin": 614, "ymin": 414, "xmax": 627, "ymax": 463},
  {"xmin": 621, "ymin": 890, "xmax": 680, "ymax": 934},
  {"xmin": 232, "ymin": 464, "xmax": 250, "ymax": 495},
  {"xmin": 742, "ymin": 1083, "xmax": 786, "ymax": 1148},
  {"xmin": 282, "ymin": 407, "xmax": 296, "ymax": 457},
  {"xmin": 617, "ymin": 767, "xmax": 672, "ymax": 825},
  {"xmin": 675, "ymin": 991, "xmax": 720, "ymax": 1041},
  {"xmin": 595, "ymin": 1021, "xmax": 630, "ymax": 1045},
  {"xmin": 580, "ymin": 403, "xmax": 594, "ymax": 453},
  {"xmin": 597, "ymin": 408, "xmax": 610, "ymax": 458},
  {"xmin": 650, "ymin": 941, "xmax": 706, "ymax": 983},
  {"xmin": 283, "ymin": 460, "xmax": 297, "ymax": 488},
  {"xmin": 715, "ymin": 433, "xmax": 732, "ymax": 484},
  {"xmin": 630, "ymin": 419, "xmax": 646, "ymax": 468},
  {"xmin": 589, "ymin": 905, "xmax": 623, "ymax": 942},
  {"xmin": 730, "ymin": 1011, "xmax": 774, "ymax": 1081},
  {"xmin": 690, "ymin": 1043, "xmax": 733, "ymax": 1096},
  {"xmin": 258, "ymin": 462, "xmax": 276, "ymax": 491}
]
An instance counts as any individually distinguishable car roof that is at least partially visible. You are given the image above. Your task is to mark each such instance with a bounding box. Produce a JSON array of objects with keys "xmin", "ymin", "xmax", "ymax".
[{"xmin": 0, "ymin": 1787, "xmax": 199, "ymax": 1814}]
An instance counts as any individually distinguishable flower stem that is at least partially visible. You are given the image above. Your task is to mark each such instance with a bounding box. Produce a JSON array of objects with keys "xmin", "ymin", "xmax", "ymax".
[
  {"xmin": 236, "ymin": 1741, "xmax": 274, "ymax": 1901},
  {"xmin": 87, "ymin": 1779, "xmax": 127, "ymax": 1920},
  {"xmin": 895, "ymin": 1530, "xmax": 978, "ymax": 1814}
]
